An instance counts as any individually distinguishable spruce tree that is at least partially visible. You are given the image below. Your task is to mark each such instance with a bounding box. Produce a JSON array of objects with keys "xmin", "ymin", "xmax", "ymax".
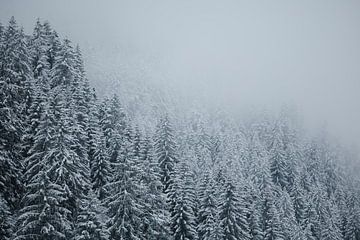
[
  {"xmin": 138, "ymin": 135, "xmax": 170, "ymax": 239},
  {"xmin": 22, "ymin": 18, "xmax": 51, "ymax": 163},
  {"xmin": 16, "ymin": 98, "xmax": 72, "ymax": 239},
  {"xmin": 30, "ymin": 19, "xmax": 50, "ymax": 82},
  {"xmin": 91, "ymin": 134, "xmax": 111, "ymax": 200},
  {"xmin": 71, "ymin": 45, "xmax": 89, "ymax": 161},
  {"xmin": 249, "ymin": 190, "xmax": 265, "ymax": 240},
  {"xmin": 50, "ymin": 38, "xmax": 75, "ymax": 88},
  {"xmin": 341, "ymin": 186, "xmax": 360, "ymax": 240},
  {"xmin": 104, "ymin": 128, "xmax": 143, "ymax": 240},
  {"xmin": 98, "ymin": 95, "xmax": 127, "ymax": 180},
  {"xmin": 197, "ymin": 172, "xmax": 221, "ymax": 240},
  {"xmin": 258, "ymin": 162, "xmax": 285, "ymax": 240},
  {"xmin": 290, "ymin": 175, "xmax": 307, "ymax": 226},
  {"xmin": 218, "ymin": 177, "xmax": 251, "ymax": 240},
  {"xmin": 85, "ymin": 86, "xmax": 98, "ymax": 170},
  {"xmin": 269, "ymin": 123, "xmax": 288, "ymax": 189},
  {"xmin": 155, "ymin": 115, "xmax": 178, "ymax": 193},
  {"xmin": 169, "ymin": 160, "xmax": 198, "ymax": 240},
  {"xmin": 47, "ymin": 88, "xmax": 90, "ymax": 223},
  {"xmin": 74, "ymin": 192, "xmax": 108, "ymax": 240},
  {"xmin": 0, "ymin": 195, "xmax": 12, "ymax": 240},
  {"xmin": 0, "ymin": 16, "xmax": 31, "ymax": 208},
  {"xmin": 15, "ymin": 171, "xmax": 71, "ymax": 240},
  {"xmin": 42, "ymin": 21, "xmax": 60, "ymax": 70},
  {"xmin": 276, "ymin": 190, "xmax": 298, "ymax": 240}
]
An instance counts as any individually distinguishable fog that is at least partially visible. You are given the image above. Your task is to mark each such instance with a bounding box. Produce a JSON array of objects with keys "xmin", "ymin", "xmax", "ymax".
[{"xmin": 1, "ymin": 0, "xmax": 360, "ymax": 154}]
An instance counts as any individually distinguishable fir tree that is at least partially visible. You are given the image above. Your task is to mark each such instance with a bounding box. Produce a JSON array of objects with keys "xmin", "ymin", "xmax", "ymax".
[
  {"xmin": 138, "ymin": 135, "xmax": 170, "ymax": 239},
  {"xmin": 269, "ymin": 123, "xmax": 288, "ymax": 189},
  {"xmin": 277, "ymin": 190, "xmax": 298, "ymax": 240},
  {"xmin": 85, "ymin": 86, "xmax": 98, "ymax": 170},
  {"xmin": 290, "ymin": 174, "xmax": 307, "ymax": 226},
  {"xmin": 50, "ymin": 38, "xmax": 75, "ymax": 88},
  {"xmin": 262, "ymin": 188, "xmax": 285, "ymax": 240},
  {"xmin": 42, "ymin": 21, "xmax": 60, "ymax": 70},
  {"xmin": 258, "ymin": 162, "xmax": 285, "ymax": 240},
  {"xmin": 169, "ymin": 160, "xmax": 198, "ymax": 240},
  {"xmin": 71, "ymin": 45, "xmax": 89, "ymax": 161},
  {"xmin": 47, "ymin": 89, "xmax": 90, "ymax": 222},
  {"xmin": 218, "ymin": 177, "xmax": 251, "ymax": 240},
  {"xmin": 197, "ymin": 172, "xmax": 221, "ymax": 240},
  {"xmin": 15, "ymin": 100, "xmax": 70, "ymax": 239},
  {"xmin": 0, "ymin": 195, "xmax": 12, "ymax": 240},
  {"xmin": 98, "ymin": 95, "xmax": 127, "ymax": 178},
  {"xmin": 74, "ymin": 192, "xmax": 108, "ymax": 240},
  {"xmin": 104, "ymin": 130, "xmax": 143, "ymax": 240},
  {"xmin": 30, "ymin": 18, "xmax": 50, "ymax": 82},
  {"xmin": 15, "ymin": 171, "xmax": 71, "ymax": 240},
  {"xmin": 0, "ymin": 16, "xmax": 32, "ymax": 208},
  {"xmin": 249, "ymin": 190, "xmax": 265, "ymax": 240},
  {"xmin": 91, "ymin": 134, "xmax": 111, "ymax": 200},
  {"xmin": 155, "ymin": 115, "xmax": 178, "ymax": 193}
]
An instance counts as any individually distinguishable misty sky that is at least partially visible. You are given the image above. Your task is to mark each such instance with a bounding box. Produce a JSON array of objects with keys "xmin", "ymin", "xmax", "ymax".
[{"xmin": 1, "ymin": 0, "xmax": 360, "ymax": 153}]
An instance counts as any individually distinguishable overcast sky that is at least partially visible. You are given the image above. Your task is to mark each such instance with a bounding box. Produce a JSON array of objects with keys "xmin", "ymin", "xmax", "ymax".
[{"xmin": 1, "ymin": 0, "xmax": 360, "ymax": 153}]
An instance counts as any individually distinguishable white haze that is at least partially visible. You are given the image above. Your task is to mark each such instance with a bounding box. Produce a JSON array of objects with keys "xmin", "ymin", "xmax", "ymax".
[{"xmin": 1, "ymin": 0, "xmax": 360, "ymax": 158}]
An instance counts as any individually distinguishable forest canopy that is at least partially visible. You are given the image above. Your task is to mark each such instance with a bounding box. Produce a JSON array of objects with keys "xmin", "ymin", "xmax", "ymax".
[{"xmin": 0, "ymin": 17, "xmax": 359, "ymax": 240}]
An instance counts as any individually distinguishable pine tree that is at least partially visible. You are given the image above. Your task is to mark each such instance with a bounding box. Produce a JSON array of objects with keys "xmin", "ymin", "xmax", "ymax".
[
  {"xmin": 50, "ymin": 38, "xmax": 89, "ymax": 168},
  {"xmin": 71, "ymin": 45, "xmax": 89, "ymax": 161},
  {"xmin": 15, "ymin": 171, "xmax": 71, "ymax": 240},
  {"xmin": 276, "ymin": 190, "xmax": 298, "ymax": 240},
  {"xmin": 168, "ymin": 160, "xmax": 198, "ymax": 240},
  {"xmin": 249, "ymin": 190, "xmax": 265, "ymax": 240},
  {"xmin": 98, "ymin": 95, "xmax": 127, "ymax": 179},
  {"xmin": 341, "ymin": 186, "xmax": 360, "ymax": 240},
  {"xmin": 218, "ymin": 177, "xmax": 251, "ymax": 240},
  {"xmin": 104, "ymin": 129, "xmax": 143, "ymax": 240},
  {"xmin": 138, "ymin": 135, "xmax": 170, "ymax": 239},
  {"xmin": 269, "ymin": 123, "xmax": 288, "ymax": 189},
  {"xmin": 15, "ymin": 99, "xmax": 70, "ymax": 239},
  {"xmin": 50, "ymin": 38, "xmax": 75, "ymax": 88},
  {"xmin": 21, "ymin": 80, "xmax": 45, "ymax": 161},
  {"xmin": 0, "ymin": 16, "xmax": 32, "ymax": 208},
  {"xmin": 197, "ymin": 172, "xmax": 221, "ymax": 240},
  {"xmin": 262, "ymin": 187, "xmax": 285, "ymax": 240},
  {"xmin": 320, "ymin": 201, "xmax": 342, "ymax": 240},
  {"xmin": 30, "ymin": 19, "xmax": 50, "ymax": 82},
  {"xmin": 290, "ymin": 174, "xmax": 307, "ymax": 226},
  {"xmin": 0, "ymin": 195, "xmax": 12, "ymax": 240},
  {"xmin": 22, "ymin": 19, "xmax": 52, "ymax": 161},
  {"xmin": 306, "ymin": 184, "xmax": 327, "ymax": 240},
  {"xmin": 257, "ymin": 163, "xmax": 285, "ymax": 240},
  {"xmin": 155, "ymin": 115, "xmax": 178, "ymax": 193},
  {"xmin": 85, "ymin": 86, "xmax": 98, "ymax": 170},
  {"xmin": 47, "ymin": 88, "xmax": 90, "ymax": 223},
  {"xmin": 91, "ymin": 133, "xmax": 111, "ymax": 200},
  {"xmin": 16, "ymin": 101, "xmax": 72, "ymax": 238},
  {"xmin": 22, "ymin": 97, "xmax": 53, "ymax": 186},
  {"xmin": 74, "ymin": 192, "xmax": 108, "ymax": 240},
  {"xmin": 0, "ymin": 21, "xmax": 3, "ymax": 40}
]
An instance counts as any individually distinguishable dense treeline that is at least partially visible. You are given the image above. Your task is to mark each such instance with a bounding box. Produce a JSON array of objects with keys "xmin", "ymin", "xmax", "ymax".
[{"xmin": 0, "ymin": 17, "xmax": 359, "ymax": 240}]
